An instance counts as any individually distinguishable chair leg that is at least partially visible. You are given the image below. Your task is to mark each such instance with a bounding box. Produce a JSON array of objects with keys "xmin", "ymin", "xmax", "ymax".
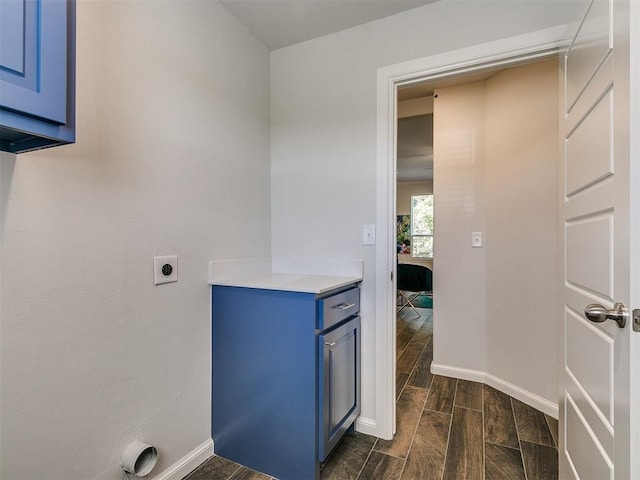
[{"xmin": 397, "ymin": 290, "xmax": 420, "ymax": 318}]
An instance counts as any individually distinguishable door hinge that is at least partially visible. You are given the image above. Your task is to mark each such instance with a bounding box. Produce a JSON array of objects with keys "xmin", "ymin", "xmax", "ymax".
[
  {"xmin": 633, "ymin": 309, "xmax": 640, "ymax": 332},
  {"xmin": 390, "ymin": 271, "xmax": 393, "ymax": 282}
]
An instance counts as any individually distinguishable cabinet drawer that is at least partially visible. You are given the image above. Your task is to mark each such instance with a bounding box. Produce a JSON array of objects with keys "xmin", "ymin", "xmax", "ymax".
[{"xmin": 318, "ymin": 287, "xmax": 359, "ymax": 330}]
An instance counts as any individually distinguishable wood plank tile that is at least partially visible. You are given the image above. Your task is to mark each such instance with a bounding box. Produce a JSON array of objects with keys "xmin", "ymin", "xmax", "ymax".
[
  {"xmin": 397, "ymin": 311, "xmax": 430, "ymax": 358},
  {"xmin": 413, "ymin": 321, "xmax": 433, "ymax": 344},
  {"xmin": 183, "ymin": 455, "xmax": 241, "ymax": 480},
  {"xmin": 420, "ymin": 310, "xmax": 433, "ymax": 325},
  {"xmin": 483, "ymin": 385, "xmax": 519, "ymax": 448},
  {"xmin": 358, "ymin": 451, "xmax": 404, "ymax": 480},
  {"xmin": 512, "ymin": 399, "xmax": 555, "ymax": 447},
  {"xmin": 397, "ymin": 311, "xmax": 426, "ymax": 334},
  {"xmin": 520, "ymin": 441, "xmax": 558, "ymax": 480},
  {"xmin": 545, "ymin": 414, "xmax": 559, "ymax": 448},
  {"xmin": 396, "ymin": 372, "xmax": 410, "ymax": 400},
  {"xmin": 424, "ymin": 375, "xmax": 457, "ymax": 414},
  {"xmin": 401, "ymin": 410, "xmax": 451, "ymax": 480},
  {"xmin": 320, "ymin": 432, "xmax": 376, "ymax": 480},
  {"xmin": 455, "ymin": 379, "xmax": 483, "ymax": 411},
  {"xmin": 229, "ymin": 466, "xmax": 272, "ymax": 480},
  {"xmin": 407, "ymin": 338, "xmax": 433, "ymax": 389},
  {"xmin": 396, "ymin": 327, "xmax": 415, "ymax": 358},
  {"xmin": 374, "ymin": 385, "xmax": 427, "ymax": 458},
  {"xmin": 442, "ymin": 407, "xmax": 483, "ymax": 480},
  {"xmin": 397, "ymin": 340, "xmax": 426, "ymax": 374},
  {"xmin": 396, "ymin": 314, "xmax": 409, "ymax": 334},
  {"xmin": 485, "ymin": 443, "xmax": 526, "ymax": 480}
]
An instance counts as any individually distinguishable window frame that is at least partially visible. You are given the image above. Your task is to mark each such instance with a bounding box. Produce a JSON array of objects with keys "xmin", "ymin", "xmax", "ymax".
[{"xmin": 410, "ymin": 194, "xmax": 434, "ymax": 259}]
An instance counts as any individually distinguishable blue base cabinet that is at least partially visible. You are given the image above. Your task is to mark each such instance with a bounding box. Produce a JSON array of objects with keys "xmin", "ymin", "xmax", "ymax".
[
  {"xmin": 0, "ymin": 0, "xmax": 75, "ymax": 153},
  {"xmin": 211, "ymin": 284, "xmax": 360, "ymax": 480}
]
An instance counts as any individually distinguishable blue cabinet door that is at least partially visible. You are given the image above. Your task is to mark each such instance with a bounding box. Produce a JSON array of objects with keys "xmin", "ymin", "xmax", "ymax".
[
  {"xmin": 318, "ymin": 315, "xmax": 361, "ymax": 461},
  {"xmin": 1, "ymin": 0, "xmax": 67, "ymax": 123},
  {"xmin": 0, "ymin": 0, "xmax": 75, "ymax": 153}
]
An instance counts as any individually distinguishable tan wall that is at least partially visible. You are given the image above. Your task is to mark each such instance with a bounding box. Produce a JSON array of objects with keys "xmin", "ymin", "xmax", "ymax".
[
  {"xmin": 398, "ymin": 96, "xmax": 434, "ymax": 118},
  {"xmin": 397, "ymin": 180, "xmax": 433, "ymax": 269},
  {"xmin": 397, "ymin": 180, "xmax": 433, "ymax": 215},
  {"xmin": 433, "ymin": 80, "xmax": 488, "ymax": 371},
  {"xmin": 484, "ymin": 59, "xmax": 559, "ymax": 401},
  {"xmin": 432, "ymin": 58, "xmax": 559, "ymax": 402}
]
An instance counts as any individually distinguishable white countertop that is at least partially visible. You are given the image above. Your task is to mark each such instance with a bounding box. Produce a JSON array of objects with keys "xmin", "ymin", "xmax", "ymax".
[
  {"xmin": 210, "ymin": 273, "xmax": 361, "ymax": 294},
  {"xmin": 208, "ymin": 258, "xmax": 363, "ymax": 294}
]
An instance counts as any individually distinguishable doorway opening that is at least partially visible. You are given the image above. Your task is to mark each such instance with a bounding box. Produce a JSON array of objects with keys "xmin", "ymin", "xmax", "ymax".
[
  {"xmin": 373, "ymin": 29, "xmax": 568, "ymax": 440},
  {"xmin": 392, "ymin": 55, "xmax": 560, "ymax": 426}
]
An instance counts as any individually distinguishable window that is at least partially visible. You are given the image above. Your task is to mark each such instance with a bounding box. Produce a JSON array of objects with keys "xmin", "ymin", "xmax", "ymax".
[{"xmin": 411, "ymin": 194, "xmax": 433, "ymax": 258}]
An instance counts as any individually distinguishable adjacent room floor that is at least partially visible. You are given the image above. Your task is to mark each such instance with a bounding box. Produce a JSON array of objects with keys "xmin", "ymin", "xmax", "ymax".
[{"xmin": 185, "ymin": 306, "xmax": 558, "ymax": 480}]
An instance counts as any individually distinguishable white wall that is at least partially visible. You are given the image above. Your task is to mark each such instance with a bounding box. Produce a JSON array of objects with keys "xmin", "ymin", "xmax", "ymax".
[
  {"xmin": 271, "ymin": 1, "xmax": 577, "ymax": 425},
  {"xmin": 0, "ymin": 1, "xmax": 270, "ymax": 478},
  {"xmin": 432, "ymin": 59, "xmax": 559, "ymax": 406}
]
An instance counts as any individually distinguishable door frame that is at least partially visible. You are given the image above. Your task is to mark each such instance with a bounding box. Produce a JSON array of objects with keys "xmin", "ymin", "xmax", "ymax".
[
  {"xmin": 372, "ymin": 25, "xmax": 572, "ymax": 440},
  {"xmin": 630, "ymin": 1, "xmax": 640, "ymax": 476}
]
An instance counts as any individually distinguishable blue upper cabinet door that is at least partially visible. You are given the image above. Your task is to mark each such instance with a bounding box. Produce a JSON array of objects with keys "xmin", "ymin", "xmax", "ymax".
[
  {"xmin": 0, "ymin": 0, "xmax": 75, "ymax": 153},
  {"xmin": 1, "ymin": 0, "xmax": 67, "ymax": 123}
]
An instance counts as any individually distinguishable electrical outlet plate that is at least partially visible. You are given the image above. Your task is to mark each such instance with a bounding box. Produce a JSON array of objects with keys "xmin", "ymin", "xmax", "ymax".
[
  {"xmin": 154, "ymin": 255, "xmax": 178, "ymax": 285},
  {"xmin": 471, "ymin": 232, "xmax": 483, "ymax": 248},
  {"xmin": 362, "ymin": 224, "xmax": 376, "ymax": 245}
]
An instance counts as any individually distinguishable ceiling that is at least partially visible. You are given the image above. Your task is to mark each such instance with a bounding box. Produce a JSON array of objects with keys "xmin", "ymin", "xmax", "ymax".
[{"xmin": 220, "ymin": 0, "xmax": 437, "ymax": 51}]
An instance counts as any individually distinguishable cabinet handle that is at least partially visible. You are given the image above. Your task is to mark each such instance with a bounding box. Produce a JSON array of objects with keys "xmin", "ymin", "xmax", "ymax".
[
  {"xmin": 332, "ymin": 302, "xmax": 355, "ymax": 311},
  {"xmin": 324, "ymin": 341, "xmax": 336, "ymax": 347}
]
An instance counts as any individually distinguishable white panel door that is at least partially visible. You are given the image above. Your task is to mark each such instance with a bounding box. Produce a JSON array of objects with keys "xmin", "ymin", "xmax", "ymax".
[{"xmin": 560, "ymin": 0, "xmax": 635, "ymax": 479}]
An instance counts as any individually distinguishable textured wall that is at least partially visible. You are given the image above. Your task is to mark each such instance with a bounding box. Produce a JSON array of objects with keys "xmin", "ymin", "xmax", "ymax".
[{"xmin": 0, "ymin": 1, "xmax": 270, "ymax": 478}]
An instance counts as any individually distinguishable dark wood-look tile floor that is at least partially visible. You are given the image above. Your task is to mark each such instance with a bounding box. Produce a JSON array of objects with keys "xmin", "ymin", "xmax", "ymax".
[{"xmin": 185, "ymin": 307, "xmax": 558, "ymax": 480}]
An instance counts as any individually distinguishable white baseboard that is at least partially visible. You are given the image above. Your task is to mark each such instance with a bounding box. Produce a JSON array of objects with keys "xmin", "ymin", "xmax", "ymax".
[
  {"xmin": 430, "ymin": 363, "xmax": 559, "ymax": 419},
  {"xmin": 431, "ymin": 363, "xmax": 485, "ymax": 384},
  {"xmin": 486, "ymin": 373, "xmax": 558, "ymax": 419},
  {"xmin": 354, "ymin": 416, "xmax": 378, "ymax": 437},
  {"xmin": 151, "ymin": 438, "xmax": 214, "ymax": 480}
]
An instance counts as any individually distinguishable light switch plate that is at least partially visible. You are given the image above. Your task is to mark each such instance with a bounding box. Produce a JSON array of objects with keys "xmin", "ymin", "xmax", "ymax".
[
  {"xmin": 471, "ymin": 232, "xmax": 483, "ymax": 248},
  {"xmin": 362, "ymin": 224, "xmax": 376, "ymax": 245},
  {"xmin": 154, "ymin": 255, "xmax": 178, "ymax": 285}
]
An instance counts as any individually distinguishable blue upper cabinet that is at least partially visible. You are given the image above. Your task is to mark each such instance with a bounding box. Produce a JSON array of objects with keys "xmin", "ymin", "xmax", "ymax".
[{"xmin": 0, "ymin": 0, "xmax": 75, "ymax": 153}]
